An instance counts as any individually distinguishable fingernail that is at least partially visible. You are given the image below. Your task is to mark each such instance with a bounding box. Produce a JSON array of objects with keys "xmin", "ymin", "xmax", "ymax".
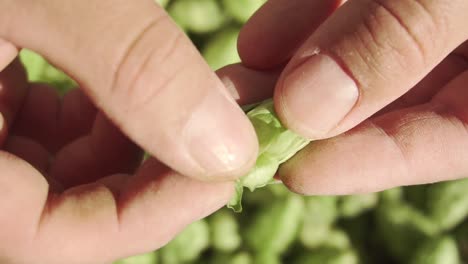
[
  {"xmin": 280, "ymin": 54, "xmax": 358, "ymax": 138},
  {"xmin": 184, "ymin": 89, "xmax": 258, "ymax": 180}
]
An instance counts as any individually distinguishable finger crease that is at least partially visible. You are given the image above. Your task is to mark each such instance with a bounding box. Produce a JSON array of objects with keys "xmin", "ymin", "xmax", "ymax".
[
  {"xmin": 371, "ymin": 0, "xmax": 427, "ymax": 64},
  {"xmin": 109, "ymin": 15, "xmax": 166, "ymax": 94},
  {"xmin": 368, "ymin": 120, "xmax": 410, "ymax": 185}
]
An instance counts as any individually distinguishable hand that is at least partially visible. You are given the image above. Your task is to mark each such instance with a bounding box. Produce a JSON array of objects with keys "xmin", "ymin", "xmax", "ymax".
[
  {"xmin": 0, "ymin": 0, "xmax": 258, "ymax": 181},
  {"xmin": 0, "ymin": 1, "xmax": 260, "ymax": 262},
  {"xmin": 0, "ymin": 60, "xmax": 234, "ymax": 264},
  {"xmin": 230, "ymin": 0, "xmax": 468, "ymax": 194}
]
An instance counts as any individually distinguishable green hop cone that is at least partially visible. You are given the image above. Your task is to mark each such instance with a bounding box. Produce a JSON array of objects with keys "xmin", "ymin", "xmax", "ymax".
[
  {"xmin": 338, "ymin": 193, "xmax": 378, "ymax": 218},
  {"xmin": 154, "ymin": 0, "xmax": 170, "ymax": 7},
  {"xmin": 230, "ymin": 252, "xmax": 253, "ymax": 264},
  {"xmin": 19, "ymin": 49, "xmax": 47, "ymax": 81},
  {"xmin": 209, "ymin": 209, "xmax": 241, "ymax": 252},
  {"xmin": 300, "ymin": 196, "xmax": 338, "ymax": 249},
  {"xmin": 379, "ymin": 187, "xmax": 403, "ymax": 203},
  {"xmin": 168, "ymin": 0, "xmax": 225, "ymax": 33},
  {"xmin": 222, "ymin": 0, "xmax": 267, "ymax": 24},
  {"xmin": 20, "ymin": 49, "xmax": 76, "ymax": 94},
  {"xmin": 243, "ymin": 194, "xmax": 304, "ymax": 255},
  {"xmin": 202, "ymin": 27, "xmax": 241, "ymax": 70},
  {"xmin": 320, "ymin": 229, "xmax": 352, "ymax": 251},
  {"xmin": 242, "ymin": 183, "xmax": 285, "ymax": 207},
  {"xmin": 404, "ymin": 184, "xmax": 428, "ymax": 210},
  {"xmin": 114, "ymin": 252, "xmax": 158, "ymax": 264},
  {"xmin": 376, "ymin": 200, "xmax": 440, "ymax": 260},
  {"xmin": 159, "ymin": 220, "xmax": 210, "ymax": 264},
  {"xmin": 228, "ymin": 99, "xmax": 309, "ymax": 212},
  {"xmin": 455, "ymin": 221, "xmax": 468, "ymax": 261},
  {"xmin": 210, "ymin": 252, "xmax": 253, "ymax": 264},
  {"xmin": 425, "ymin": 178, "xmax": 468, "ymax": 230},
  {"xmin": 410, "ymin": 236, "xmax": 461, "ymax": 264},
  {"xmin": 253, "ymin": 252, "xmax": 281, "ymax": 264},
  {"xmin": 292, "ymin": 249, "xmax": 359, "ymax": 264}
]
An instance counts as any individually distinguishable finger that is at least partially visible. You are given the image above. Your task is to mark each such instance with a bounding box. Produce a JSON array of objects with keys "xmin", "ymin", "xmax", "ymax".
[
  {"xmin": 57, "ymin": 88, "xmax": 98, "ymax": 148},
  {"xmin": 30, "ymin": 159, "xmax": 233, "ymax": 264},
  {"xmin": 280, "ymin": 70, "xmax": 468, "ymax": 195},
  {"xmin": 216, "ymin": 63, "xmax": 281, "ymax": 105},
  {"xmin": 11, "ymin": 83, "xmax": 61, "ymax": 153},
  {"xmin": 275, "ymin": 0, "xmax": 468, "ymax": 140},
  {"xmin": 0, "ymin": 114, "xmax": 7, "ymax": 147},
  {"xmin": 0, "ymin": 152, "xmax": 49, "ymax": 261},
  {"xmin": 0, "ymin": 58, "xmax": 29, "ymax": 127},
  {"xmin": 11, "ymin": 85, "xmax": 98, "ymax": 154},
  {"xmin": 238, "ymin": 0, "xmax": 342, "ymax": 68},
  {"xmin": 0, "ymin": 38, "xmax": 17, "ymax": 71},
  {"xmin": 50, "ymin": 113, "xmax": 143, "ymax": 188},
  {"xmin": 4, "ymin": 136, "xmax": 51, "ymax": 174},
  {"xmin": 1, "ymin": 0, "xmax": 258, "ymax": 180},
  {"xmin": 377, "ymin": 42, "xmax": 468, "ymax": 114}
]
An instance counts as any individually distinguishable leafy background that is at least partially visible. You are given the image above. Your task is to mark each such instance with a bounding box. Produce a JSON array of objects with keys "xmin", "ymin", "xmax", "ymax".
[{"xmin": 18, "ymin": 0, "xmax": 468, "ymax": 263}]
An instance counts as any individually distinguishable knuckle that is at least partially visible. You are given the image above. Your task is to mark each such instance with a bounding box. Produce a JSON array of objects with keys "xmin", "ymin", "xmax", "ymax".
[
  {"xmin": 326, "ymin": 0, "xmax": 447, "ymax": 90},
  {"xmin": 368, "ymin": 0, "xmax": 445, "ymax": 62},
  {"xmin": 109, "ymin": 16, "xmax": 187, "ymax": 112}
]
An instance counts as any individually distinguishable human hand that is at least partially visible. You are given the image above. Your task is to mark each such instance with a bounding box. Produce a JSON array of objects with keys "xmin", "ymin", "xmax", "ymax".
[
  {"xmin": 0, "ymin": 59, "xmax": 235, "ymax": 264},
  {"xmin": 231, "ymin": 0, "xmax": 468, "ymax": 194},
  {"xmin": 0, "ymin": 0, "xmax": 258, "ymax": 181},
  {"xmin": 0, "ymin": 1, "xmax": 264, "ymax": 262}
]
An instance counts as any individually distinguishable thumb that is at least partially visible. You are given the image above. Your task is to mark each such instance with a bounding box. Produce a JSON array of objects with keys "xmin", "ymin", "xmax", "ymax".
[
  {"xmin": 275, "ymin": 0, "xmax": 468, "ymax": 139},
  {"xmin": 0, "ymin": 0, "xmax": 258, "ymax": 180}
]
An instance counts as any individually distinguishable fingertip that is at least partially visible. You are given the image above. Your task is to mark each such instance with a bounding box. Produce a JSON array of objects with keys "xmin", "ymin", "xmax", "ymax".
[
  {"xmin": 184, "ymin": 92, "xmax": 259, "ymax": 181},
  {"xmin": 274, "ymin": 54, "xmax": 359, "ymax": 140},
  {"xmin": 0, "ymin": 39, "xmax": 18, "ymax": 71}
]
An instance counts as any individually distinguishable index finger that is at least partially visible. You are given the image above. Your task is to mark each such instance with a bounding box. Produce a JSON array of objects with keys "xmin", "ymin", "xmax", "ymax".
[{"xmin": 0, "ymin": 0, "xmax": 258, "ymax": 181}]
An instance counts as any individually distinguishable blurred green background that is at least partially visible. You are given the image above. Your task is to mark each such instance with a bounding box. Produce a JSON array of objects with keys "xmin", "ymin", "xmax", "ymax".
[{"xmin": 18, "ymin": 0, "xmax": 468, "ymax": 263}]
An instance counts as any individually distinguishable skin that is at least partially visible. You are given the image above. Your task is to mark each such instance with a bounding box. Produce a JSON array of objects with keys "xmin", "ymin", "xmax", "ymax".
[
  {"xmin": 0, "ymin": 0, "xmax": 259, "ymax": 181},
  {"xmin": 236, "ymin": 0, "xmax": 468, "ymax": 194},
  {"xmin": 0, "ymin": 59, "xmax": 237, "ymax": 264},
  {"xmin": 1, "ymin": 0, "xmax": 468, "ymax": 262},
  {"xmin": 0, "ymin": 1, "xmax": 261, "ymax": 263}
]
